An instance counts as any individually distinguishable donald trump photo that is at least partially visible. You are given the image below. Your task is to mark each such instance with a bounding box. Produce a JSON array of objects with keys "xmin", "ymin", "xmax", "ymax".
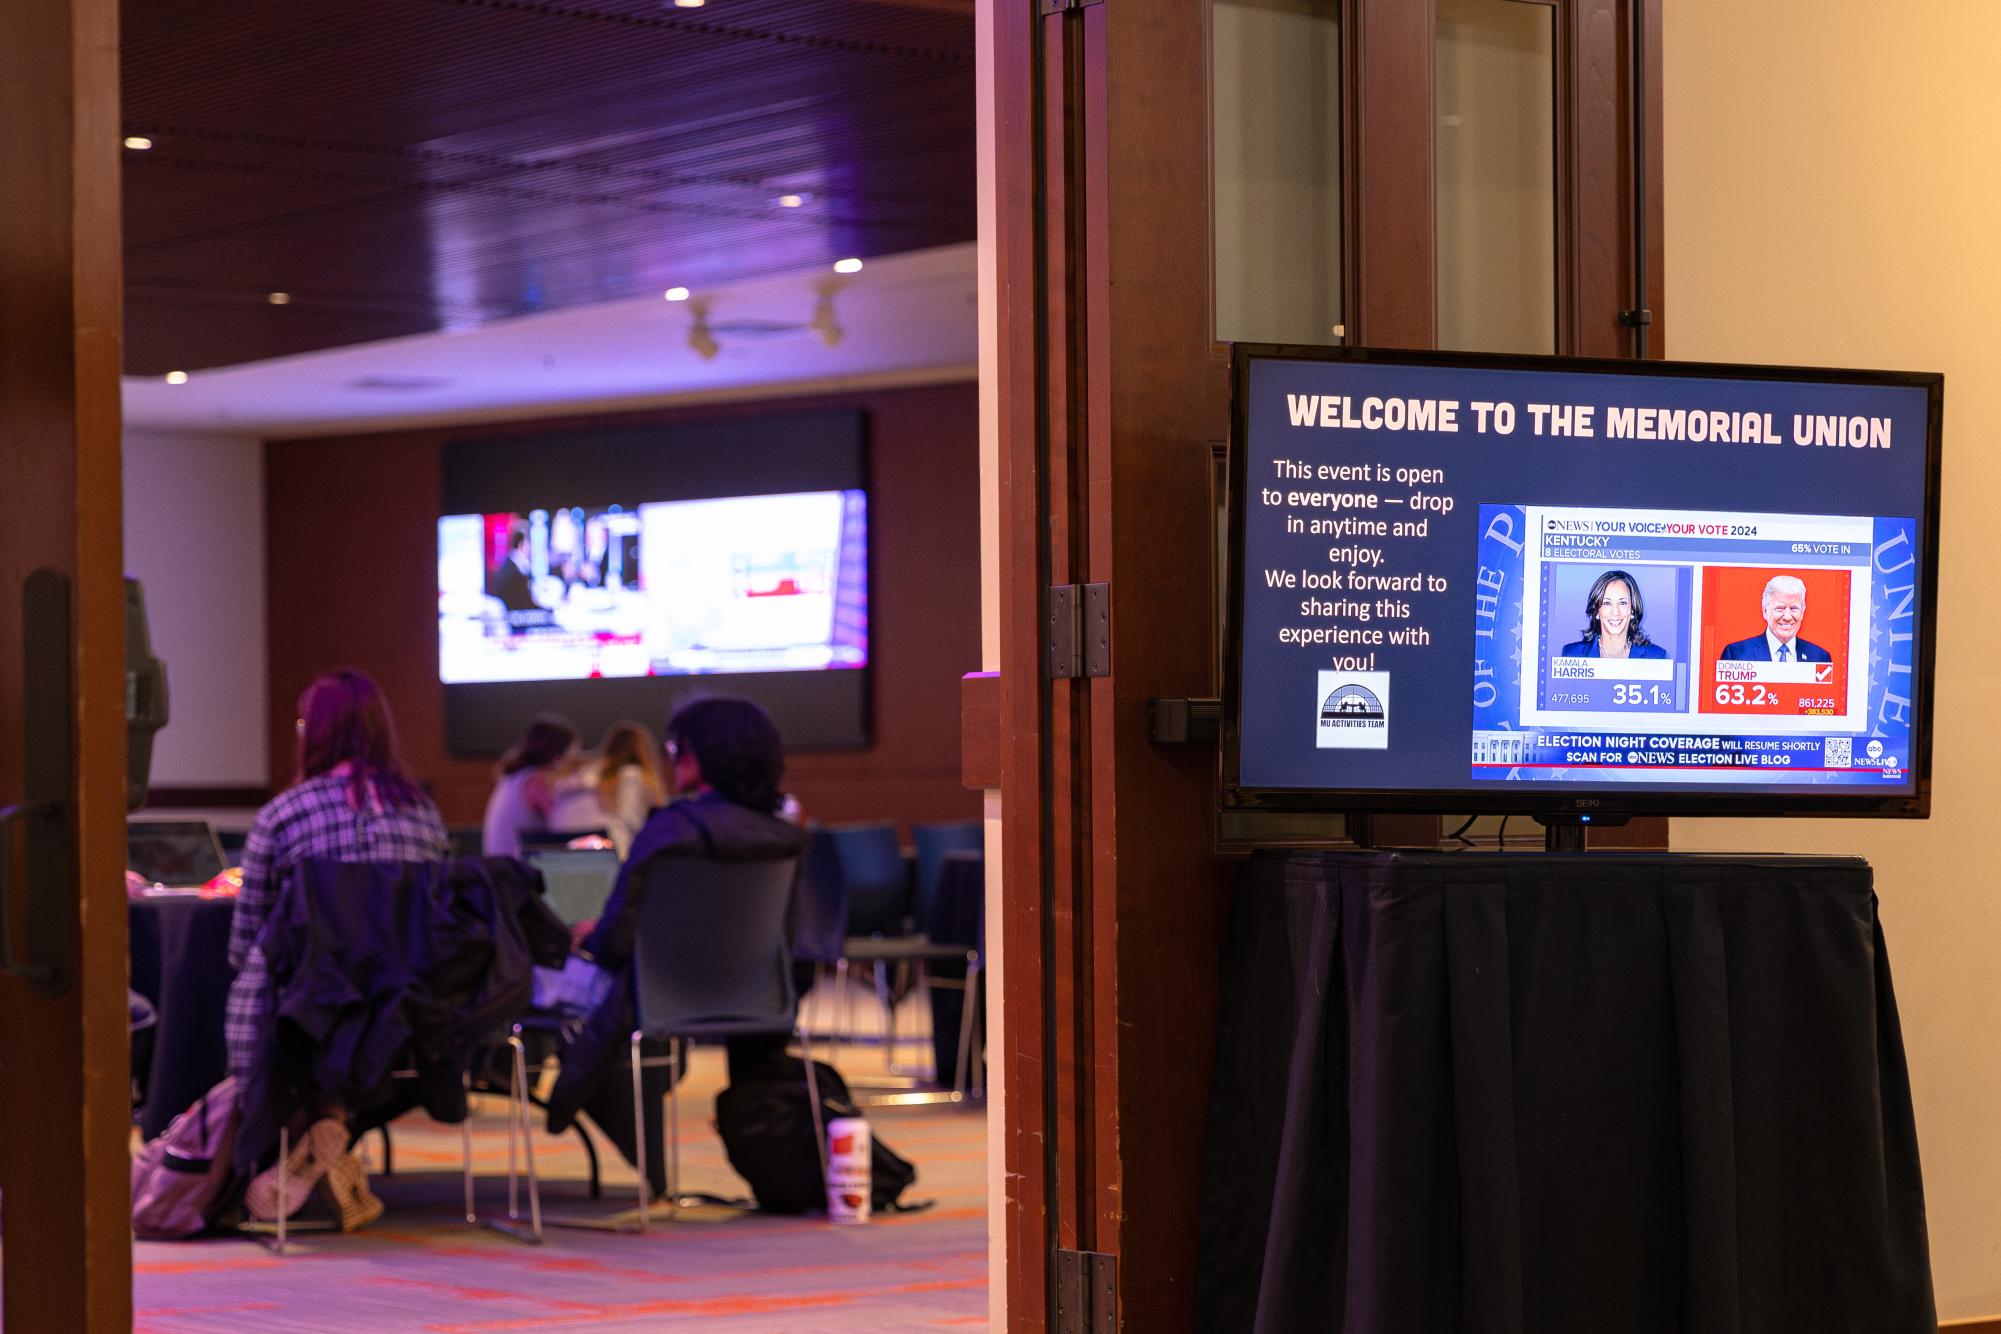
[{"xmin": 1719, "ymin": 574, "xmax": 1832, "ymax": 663}]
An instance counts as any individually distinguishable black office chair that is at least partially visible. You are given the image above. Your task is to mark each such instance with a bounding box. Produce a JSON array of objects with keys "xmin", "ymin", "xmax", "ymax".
[
  {"xmin": 235, "ymin": 856, "xmax": 555, "ymax": 1251},
  {"xmin": 843, "ymin": 850, "xmax": 985, "ymax": 1102},
  {"xmin": 825, "ymin": 821, "xmax": 910, "ymax": 937},
  {"xmin": 911, "ymin": 820, "xmax": 982, "ymax": 924},
  {"xmin": 791, "ymin": 827, "xmax": 851, "ymax": 973},
  {"xmin": 512, "ymin": 850, "xmax": 826, "ymax": 1233}
]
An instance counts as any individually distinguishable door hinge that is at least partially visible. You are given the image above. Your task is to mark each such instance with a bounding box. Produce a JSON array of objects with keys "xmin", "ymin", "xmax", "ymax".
[
  {"xmin": 1054, "ymin": 1248, "xmax": 1117, "ymax": 1333},
  {"xmin": 1617, "ymin": 308, "xmax": 1655, "ymax": 327},
  {"xmin": 1046, "ymin": 583, "xmax": 1110, "ymax": 680},
  {"xmin": 1040, "ymin": 0, "xmax": 1103, "ymax": 12}
]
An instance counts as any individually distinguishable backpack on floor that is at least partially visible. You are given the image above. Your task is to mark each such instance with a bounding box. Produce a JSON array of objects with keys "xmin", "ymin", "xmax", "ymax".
[
  {"xmin": 714, "ymin": 1058, "xmax": 921, "ymax": 1215},
  {"xmin": 132, "ymin": 1076, "xmax": 245, "ymax": 1240}
]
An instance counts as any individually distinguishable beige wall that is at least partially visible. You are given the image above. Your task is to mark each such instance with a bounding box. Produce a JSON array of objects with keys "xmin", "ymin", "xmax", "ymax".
[
  {"xmin": 123, "ymin": 429, "xmax": 269, "ymax": 789},
  {"xmin": 1665, "ymin": 2, "xmax": 2001, "ymax": 1317}
]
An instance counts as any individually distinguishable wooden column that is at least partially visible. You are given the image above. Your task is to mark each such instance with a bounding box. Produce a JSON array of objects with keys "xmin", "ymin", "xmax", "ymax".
[
  {"xmin": 1347, "ymin": 0, "xmax": 1437, "ymax": 349},
  {"xmin": 0, "ymin": 0, "xmax": 133, "ymax": 1327},
  {"xmin": 994, "ymin": 1, "xmax": 1232, "ymax": 1327},
  {"xmin": 989, "ymin": 0, "xmax": 1672, "ymax": 1324}
]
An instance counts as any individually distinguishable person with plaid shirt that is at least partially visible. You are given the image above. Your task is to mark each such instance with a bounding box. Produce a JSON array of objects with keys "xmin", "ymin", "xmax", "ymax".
[{"xmin": 225, "ymin": 670, "xmax": 449, "ymax": 1082}]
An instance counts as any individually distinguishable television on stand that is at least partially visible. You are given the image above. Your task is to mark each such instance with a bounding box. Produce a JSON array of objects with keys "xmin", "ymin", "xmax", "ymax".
[{"xmin": 1221, "ymin": 345, "xmax": 1943, "ymax": 848}]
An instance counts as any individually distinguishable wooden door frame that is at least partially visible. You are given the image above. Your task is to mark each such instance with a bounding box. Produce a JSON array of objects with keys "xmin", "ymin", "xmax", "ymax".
[
  {"xmin": 0, "ymin": 0, "xmax": 133, "ymax": 1328},
  {"xmin": 989, "ymin": 0, "xmax": 1667, "ymax": 1328}
]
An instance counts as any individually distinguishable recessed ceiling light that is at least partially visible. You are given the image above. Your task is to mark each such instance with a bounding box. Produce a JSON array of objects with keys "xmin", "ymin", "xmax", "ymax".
[
  {"xmin": 776, "ymin": 193, "xmax": 808, "ymax": 209},
  {"xmin": 664, "ymin": 286, "xmax": 691, "ymax": 302},
  {"xmin": 833, "ymin": 257, "xmax": 864, "ymax": 274},
  {"xmin": 164, "ymin": 371, "xmax": 188, "ymax": 385},
  {"xmin": 672, "ymin": 0, "xmax": 705, "ymax": 8},
  {"xmin": 123, "ymin": 136, "xmax": 153, "ymax": 151},
  {"xmin": 267, "ymin": 291, "xmax": 291, "ymax": 305}
]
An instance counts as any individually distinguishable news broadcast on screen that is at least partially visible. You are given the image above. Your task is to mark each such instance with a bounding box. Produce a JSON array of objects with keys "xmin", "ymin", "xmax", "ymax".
[
  {"xmin": 1225, "ymin": 347, "xmax": 1942, "ymax": 817},
  {"xmin": 438, "ymin": 489, "xmax": 869, "ymax": 685}
]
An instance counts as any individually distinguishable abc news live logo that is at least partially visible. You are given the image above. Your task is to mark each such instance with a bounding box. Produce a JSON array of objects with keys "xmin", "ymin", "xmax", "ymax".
[{"xmin": 1317, "ymin": 671, "xmax": 1390, "ymax": 750}]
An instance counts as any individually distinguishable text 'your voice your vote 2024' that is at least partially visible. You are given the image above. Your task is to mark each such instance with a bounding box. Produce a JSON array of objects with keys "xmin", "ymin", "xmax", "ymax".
[{"xmin": 1232, "ymin": 352, "xmax": 1933, "ymax": 803}]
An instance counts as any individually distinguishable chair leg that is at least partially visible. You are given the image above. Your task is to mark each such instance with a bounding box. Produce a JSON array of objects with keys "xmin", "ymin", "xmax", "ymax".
[
  {"xmin": 798, "ymin": 1023, "xmax": 828, "ymax": 1198},
  {"xmin": 915, "ymin": 961, "xmax": 936, "ymax": 1082},
  {"xmin": 955, "ymin": 954, "xmax": 983, "ymax": 1098},
  {"xmin": 462, "ymin": 1070, "xmax": 477, "ymax": 1225},
  {"xmin": 667, "ymin": 1040, "xmax": 682, "ymax": 1210},
  {"xmin": 276, "ymin": 1124, "xmax": 289, "ymax": 1254},
  {"xmin": 576, "ymin": 1121, "xmax": 602, "ymax": 1200},
  {"xmin": 875, "ymin": 960, "xmax": 899, "ymax": 1073},
  {"xmin": 630, "ymin": 1030, "xmax": 650, "ymax": 1234},
  {"xmin": 837, "ymin": 957, "xmax": 853, "ymax": 1049},
  {"xmin": 510, "ymin": 1033, "xmax": 543, "ymax": 1240},
  {"xmin": 503, "ymin": 1057, "xmax": 519, "ymax": 1222},
  {"xmin": 376, "ymin": 1124, "xmax": 394, "ymax": 1177}
]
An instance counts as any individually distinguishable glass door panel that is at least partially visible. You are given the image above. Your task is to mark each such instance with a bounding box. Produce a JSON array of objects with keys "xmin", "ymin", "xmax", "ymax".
[
  {"xmin": 1213, "ymin": 0, "xmax": 1343, "ymax": 345},
  {"xmin": 1435, "ymin": 0, "xmax": 1556, "ymax": 353}
]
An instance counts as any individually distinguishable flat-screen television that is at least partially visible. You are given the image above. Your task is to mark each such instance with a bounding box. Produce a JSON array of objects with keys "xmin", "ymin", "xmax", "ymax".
[
  {"xmin": 439, "ymin": 410, "xmax": 869, "ymax": 755},
  {"xmin": 1224, "ymin": 345, "xmax": 1943, "ymax": 821}
]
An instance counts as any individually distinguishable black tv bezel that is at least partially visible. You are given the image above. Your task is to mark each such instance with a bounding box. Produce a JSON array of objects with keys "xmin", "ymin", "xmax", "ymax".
[{"xmin": 1221, "ymin": 343, "xmax": 1945, "ymax": 821}]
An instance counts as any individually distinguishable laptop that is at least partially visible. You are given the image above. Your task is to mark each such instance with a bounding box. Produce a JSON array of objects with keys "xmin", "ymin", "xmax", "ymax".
[
  {"xmin": 525, "ymin": 846, "xmax": 621, "ymax": 926},
  {"xmin": 126, "ymin": 818, "xmax": 228, "ymax": 891}
]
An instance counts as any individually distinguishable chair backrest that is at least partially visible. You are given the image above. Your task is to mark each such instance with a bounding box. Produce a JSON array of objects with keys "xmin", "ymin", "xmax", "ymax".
[
  {"xmin": 447, "ymin": 825, "xmax": 484, "ymax": 859},
  {"xmin": 912, "ymin": 820, "xmax": 983, "ymax": 933},
  {"xmin": 826, "ymin": 821, "xmax": 909, "ymax": 937},
  {"xmin": 524, "ymin": 846, "xmax": 621, "ymax": 926},
  {"xmin": 926, "ymin": 850, "xmax": 985, "ymax": 948},
  {"xmin": 790, "ymin": 826, "xmax": 849, "ymax": 964},
  {"xmin": 631, "ymin": 853, "xmax": 802, "ymax": 1039}
]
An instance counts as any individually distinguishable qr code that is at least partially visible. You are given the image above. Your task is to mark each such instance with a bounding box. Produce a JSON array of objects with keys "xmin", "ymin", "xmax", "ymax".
[{"xmin": 1824, "ymin": 737, "xmax": 1852, "ymax": 769}]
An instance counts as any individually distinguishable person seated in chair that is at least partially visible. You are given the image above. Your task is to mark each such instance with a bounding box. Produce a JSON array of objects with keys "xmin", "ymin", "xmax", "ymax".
[
  {"xmin": 227, "ymin": 668, "xmax": 450, "ymax": 1229},
  {"xmin": 545, "ymin": 695, "xmax": 810, "ymax": 1199}
]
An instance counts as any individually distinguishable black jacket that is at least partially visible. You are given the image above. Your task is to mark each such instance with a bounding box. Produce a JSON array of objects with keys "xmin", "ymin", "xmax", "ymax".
[{"xmin": 236, "ymin": 855, "xmax": 567, "ymax": 1173}]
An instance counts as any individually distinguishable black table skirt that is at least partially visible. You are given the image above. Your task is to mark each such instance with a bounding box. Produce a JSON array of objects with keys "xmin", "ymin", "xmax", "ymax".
[
  {"xmin": 129, "ymin": 895, "xmax": 237, "ymax": 1140},
  {"xmin": 1196, "ymin": 852, "xmax": 1934, "ymax": 1334}
]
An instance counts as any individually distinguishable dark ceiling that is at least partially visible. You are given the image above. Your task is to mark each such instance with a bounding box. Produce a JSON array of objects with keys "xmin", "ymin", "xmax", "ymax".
[{"xmin": 120, "ymin": 0, "xmax": 975, "ymax": 376}]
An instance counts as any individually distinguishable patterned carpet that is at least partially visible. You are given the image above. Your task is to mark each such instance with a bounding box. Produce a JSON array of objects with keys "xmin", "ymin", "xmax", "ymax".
[{"xmin": 127, "ymin": 1002, "xmax": 988, "ymax": 1333}]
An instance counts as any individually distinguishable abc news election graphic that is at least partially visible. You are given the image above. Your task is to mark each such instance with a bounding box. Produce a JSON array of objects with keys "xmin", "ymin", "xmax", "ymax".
[{"xmin": 1233, "ymin": 353, "xmax": 1931, "ymax": 799}]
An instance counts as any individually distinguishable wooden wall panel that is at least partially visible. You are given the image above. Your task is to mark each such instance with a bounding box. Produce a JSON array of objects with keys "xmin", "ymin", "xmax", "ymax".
[{"xmin": 265, "ymin": 381, "xmax": 982, "ymax": 834}]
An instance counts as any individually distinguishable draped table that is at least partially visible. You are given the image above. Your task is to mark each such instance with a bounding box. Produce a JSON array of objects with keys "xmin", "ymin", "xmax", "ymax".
[
  {"xmin": 1196, "ymin": 851, "xmax": 1935, "ymax": 1333},
  {"xmin": 128, "ymin": 893, "xmax": 237, "ymax": 1139}
]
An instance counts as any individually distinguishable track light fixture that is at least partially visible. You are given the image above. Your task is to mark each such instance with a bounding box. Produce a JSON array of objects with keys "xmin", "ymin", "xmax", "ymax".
[
  {"xmin": 687, "ymin": 298, "xmax": 719, "ymax": 361},
  {"xmin": 810, "ymin": 277, "xmax": 845, "ymax": 348}
]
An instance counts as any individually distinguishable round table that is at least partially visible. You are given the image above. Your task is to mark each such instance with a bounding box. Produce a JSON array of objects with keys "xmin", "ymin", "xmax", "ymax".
[{"xmin": 128, "ymin": 894, "xmax": 237, "ymax": 1140}]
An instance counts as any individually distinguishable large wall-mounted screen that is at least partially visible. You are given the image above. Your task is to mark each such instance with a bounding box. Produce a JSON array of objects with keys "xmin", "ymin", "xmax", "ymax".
[
  {"xmin": 438, "ymin": 490, "xmax": 868, "ymax": 683},
  {"xmin": 1224, "ymin": 346, "xmax": 1943, "ymax": 819},
  {"xmin": 440, "ymin": 411, "xmax": 869, "ymax": 754}
]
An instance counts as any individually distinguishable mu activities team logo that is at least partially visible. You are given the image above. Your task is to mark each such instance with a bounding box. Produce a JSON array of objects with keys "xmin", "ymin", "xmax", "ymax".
[{"xmin": 1317, "ymin": 671, "xmax": 1391, "ymax": 749}]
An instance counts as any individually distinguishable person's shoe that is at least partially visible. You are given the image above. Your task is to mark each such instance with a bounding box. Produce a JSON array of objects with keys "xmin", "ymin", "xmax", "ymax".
[
  {"xmin": 316, "ymin": 1150, "xmax": 384, "ymax": 1232},
  {"xmin": 244, "ymin": 1118, "xmax": 346, "ymax": 1221}
]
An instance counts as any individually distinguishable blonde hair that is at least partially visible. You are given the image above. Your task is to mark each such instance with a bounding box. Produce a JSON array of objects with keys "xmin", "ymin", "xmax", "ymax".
[{"xmin": 596, "ymin": 720, "xmax": 668, "ymax": 811}]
